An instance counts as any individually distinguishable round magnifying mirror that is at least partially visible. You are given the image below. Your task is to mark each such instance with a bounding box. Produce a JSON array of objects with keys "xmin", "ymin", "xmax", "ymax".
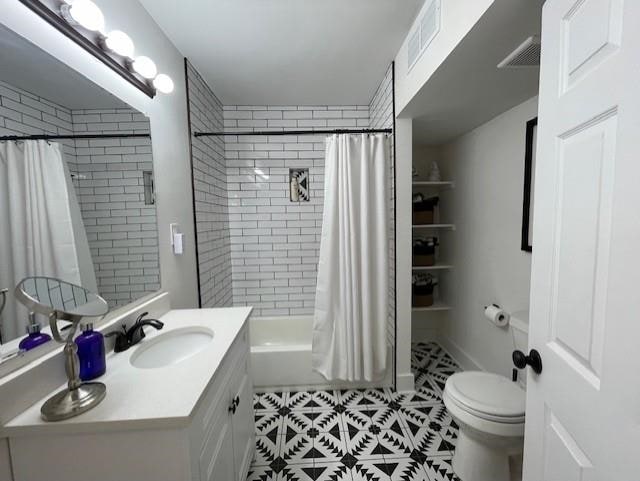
[
  {"xmin": 14, "ymin": 277, "xmax": 109, "ymax": 421},
  {"xmin": 15, "ymin": 276, "xmax": 108, "ymax": 322}
]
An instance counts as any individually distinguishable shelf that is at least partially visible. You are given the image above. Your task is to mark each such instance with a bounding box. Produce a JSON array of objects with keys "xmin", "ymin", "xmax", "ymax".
[
  {"xmin": 412, "ymin": 302, "xmax": 451, "ymax": 312},
  {"xmin": 412, "ymin": 224, "xmax": 455, "ymax": 230},
  {"xmin": 412, "ymin": 264, "xmax": 453, "ymax": 271},
  {"xmin": 412, "ymin": 181, "xmax": 454, "ymax": 189}
]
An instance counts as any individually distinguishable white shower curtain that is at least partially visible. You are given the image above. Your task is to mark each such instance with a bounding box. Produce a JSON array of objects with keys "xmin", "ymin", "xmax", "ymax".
[
  {"xmin": 0, "ymin": 141, "xmax": 90, "ymax": 341},
  {"xmin": 312, "ymin": 134, "xmax": 389, "ymax": 382}
]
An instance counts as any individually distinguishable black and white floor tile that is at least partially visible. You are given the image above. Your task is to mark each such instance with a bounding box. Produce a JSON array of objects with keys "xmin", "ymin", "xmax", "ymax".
[{"xmin": 247, "ymin": 342, "xmax": 462, "ymax": 481}]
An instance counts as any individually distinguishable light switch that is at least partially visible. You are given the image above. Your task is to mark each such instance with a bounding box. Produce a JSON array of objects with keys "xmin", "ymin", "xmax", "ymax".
[{"xmin": 170, "ymin": 223, "xmax": 184, "ymax": 255}]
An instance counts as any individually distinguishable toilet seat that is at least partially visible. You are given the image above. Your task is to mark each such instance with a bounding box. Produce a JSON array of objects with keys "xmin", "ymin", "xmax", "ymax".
[
  {"xmin": 444, "ymin": 372, "xmax": 525, "ymax": 424},
  {"xmin": 444, "ymin": 372, "xmax": 526, "ymax": 481}
]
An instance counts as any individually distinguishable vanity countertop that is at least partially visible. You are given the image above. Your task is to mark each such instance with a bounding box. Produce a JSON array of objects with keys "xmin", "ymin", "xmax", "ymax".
[{"xmin": 1, "ymin": 307, "xmax": 252, "ymax": 437}]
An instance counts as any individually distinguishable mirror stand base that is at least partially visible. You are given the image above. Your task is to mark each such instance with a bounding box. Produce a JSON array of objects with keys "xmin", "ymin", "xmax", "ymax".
[{"xmin": 40, "ymin": 382, "xmax": 106, "ymax": 422}]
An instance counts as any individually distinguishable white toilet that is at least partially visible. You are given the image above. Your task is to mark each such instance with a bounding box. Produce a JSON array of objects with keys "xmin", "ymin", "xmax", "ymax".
[{"xmin": 443, "ymin": 371, "xmax": 525, "ymax": 481}]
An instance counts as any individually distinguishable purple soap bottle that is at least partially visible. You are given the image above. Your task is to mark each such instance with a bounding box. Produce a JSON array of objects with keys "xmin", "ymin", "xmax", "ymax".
[
  {"xmin": 18, "ymin": 314, "xmax": 52, "ymax": 351},
  {"xmin": 75, "ymin": 322, "xmax": 106, "ymax": 381}
]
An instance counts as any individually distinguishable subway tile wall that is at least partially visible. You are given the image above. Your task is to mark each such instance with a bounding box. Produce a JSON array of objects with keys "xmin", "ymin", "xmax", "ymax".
[
  {"xmin": 0, "ymin": 80, "xmax": 160, "ymax": 308},
  {"xmin": 224, "ymin": 105, "xmax": 370, "ymax": 317},
  {"xmin": 72, "ymin": 110, "xmax": 160, "ymax": 308},
  {"xmin": 0, "ymin": 80, "xmax": 77, "ymax": 167},
  {"xmin": 186, "ymin": 61, "xmax": 233, "ymax": 308}
]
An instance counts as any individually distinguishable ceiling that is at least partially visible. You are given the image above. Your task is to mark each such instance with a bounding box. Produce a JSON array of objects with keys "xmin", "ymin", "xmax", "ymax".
[
  {"xmin": 139, "ymin": 0, "xmax": 423, "ymax": 105},
  {"xmin": 0, "ymin": 25, "xmax": 129, "ymax": 110},
  {"xmin": 407, "ymin": 0, "xmax": 544, "ymax": 145}
]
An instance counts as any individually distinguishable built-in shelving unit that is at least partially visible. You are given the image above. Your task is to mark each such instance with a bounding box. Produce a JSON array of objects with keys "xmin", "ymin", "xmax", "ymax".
[
  {"xmin": 412, "ymin": 177, "xmax": 454, "ymax": 312},
  {"xmin": 412, "ymin": 180, "xmax": 454, "ymax": 189},
  {"xmin": 412, "ymin": 302, "xmax": 451, "ymax": 312},
  {"xmin": 412, "ymin": 264, "xmax": 453, "ymax": 271},
  {"xmin": 412, "ymin": 224, "xmax": 455, "ymax": 230}
]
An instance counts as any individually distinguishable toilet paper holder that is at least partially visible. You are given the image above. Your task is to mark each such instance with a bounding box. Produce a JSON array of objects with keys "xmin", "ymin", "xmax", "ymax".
[{"xmin": 484, "ymin": 303, "xmax": 510, "ymax": 327}]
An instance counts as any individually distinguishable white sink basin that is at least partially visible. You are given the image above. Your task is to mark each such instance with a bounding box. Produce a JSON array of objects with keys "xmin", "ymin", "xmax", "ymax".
[{"xmin": 130, "ymin": 327, "xmax": 214, "ymax": 369}]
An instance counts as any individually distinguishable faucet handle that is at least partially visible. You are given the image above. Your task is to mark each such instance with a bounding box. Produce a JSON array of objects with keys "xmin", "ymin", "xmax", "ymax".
[{"xmin": 134, "ymin": 312, "xmax": 150, "ymax": 324}]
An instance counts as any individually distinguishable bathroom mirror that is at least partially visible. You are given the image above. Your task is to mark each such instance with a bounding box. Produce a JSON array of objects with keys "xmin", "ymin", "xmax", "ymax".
[{"xmin": 0, "ymin": 25, "xmax": 161, "ymax": 366}]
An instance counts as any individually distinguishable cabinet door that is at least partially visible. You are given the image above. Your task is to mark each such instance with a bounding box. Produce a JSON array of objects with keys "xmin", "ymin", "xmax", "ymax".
[
  {"xmin": 199, "ymin": 398, "xmax": 235, "ymax": 481},
  {"xmin": 230, "ymin": 355, "xmax": 256, "ymax": 481}
]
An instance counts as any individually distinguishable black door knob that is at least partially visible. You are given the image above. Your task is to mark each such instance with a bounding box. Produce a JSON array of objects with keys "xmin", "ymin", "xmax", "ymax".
[{"xmin": 512, "ymin": 349, "xmax": 542, "ymax": 374}]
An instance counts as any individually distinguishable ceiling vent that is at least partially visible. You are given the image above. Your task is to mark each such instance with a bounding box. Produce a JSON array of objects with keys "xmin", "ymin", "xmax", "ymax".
[
  {"xmin": 408, "ymin": 29, "xmax": 420, "ymax": 68},
  {"xmin": 497, "ymin": 35, "xmax": 541, "ymax": 68},
  {"xmin": 408, "ymin": 0, "xmax": 441, "ymax": 72}
]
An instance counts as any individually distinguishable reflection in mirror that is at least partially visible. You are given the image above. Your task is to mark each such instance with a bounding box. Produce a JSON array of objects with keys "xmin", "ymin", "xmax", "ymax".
[
  {"xmin": 0, "ymin": 25, "xmax": 160, "ymax": 362},
  {"xmin": 16, "ymin": 277, "xmax": 109, "ymax": 320}
]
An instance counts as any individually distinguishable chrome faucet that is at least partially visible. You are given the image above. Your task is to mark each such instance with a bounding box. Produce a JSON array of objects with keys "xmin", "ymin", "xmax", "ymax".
[{"xmin": 106, "ymin": 312, "xmax": 164, "ymax": 353}]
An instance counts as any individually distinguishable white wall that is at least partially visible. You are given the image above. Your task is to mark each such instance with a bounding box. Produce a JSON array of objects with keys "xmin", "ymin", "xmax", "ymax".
[
  {"xmin": 394, "ymin": 116, "xmax": 414, "ymax": 391},
  {"xmin": 1, "ymin": 0, "xmax": 200, "ymax": 310},
  {"xmin": 434, "ymin": 96, "xmax": 537, "ymax": 376},
  {"xmin": 394, "ymin": 0, "xmax": 494, "ymax": 116}
]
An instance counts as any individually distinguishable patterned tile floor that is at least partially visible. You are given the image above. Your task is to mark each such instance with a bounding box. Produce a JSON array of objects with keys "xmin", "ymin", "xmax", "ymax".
[{"xmin": 247, "ymin": 342, "xmax": 462, "ymax": 481}]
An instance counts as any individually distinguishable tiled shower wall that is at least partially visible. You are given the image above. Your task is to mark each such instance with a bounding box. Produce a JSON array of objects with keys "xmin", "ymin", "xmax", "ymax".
[
  {"xmin": 71, "ymin": 110, "xmax": 160, "ymax": 308},
  {"xmin": 0, "ymin": 80, "xmax": 77, "ymax": 167},
  {"xmin": 369, "ymin": 65, "xmax": 396, "ymax": 361},
  {"xmin": 185, "ymin": 63, "xmax": 396, "ymax": 344},
  {"xmin": 0, "ymin": 80, "xmax": 159, "ymax": 308},
  {"xmin": 186, "ymin": 60, "xmax": 233, "ymax": 308},
  {"xmin": 224, "ymin": 106, "xmax": 369, "ymax": 316}
]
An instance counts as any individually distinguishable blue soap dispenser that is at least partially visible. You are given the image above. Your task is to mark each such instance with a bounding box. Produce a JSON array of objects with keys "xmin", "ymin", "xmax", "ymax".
[
  {"xmin": 75, "ymin": 322, "xmax": 106, "ymax": 381},
  {"xmin": 18, "ymin": 313, "xmax": 52, "ymax": 351}
]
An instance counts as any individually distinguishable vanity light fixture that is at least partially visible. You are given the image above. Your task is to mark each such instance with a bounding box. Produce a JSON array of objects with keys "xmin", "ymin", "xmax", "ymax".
[
  {"xmin": 60, "ymin": 0, "xmax": 105, "ymax": 33},
  {"xmin": 103, "ymin": 30, "xmax": 135, "ymax": 58},
  {"xmin": 131, "ymin": 56, "xmax": 157, "ymax": 79},
  {"xmin": 21, "ymin": 0, "xmax": 174, "ymax": 96},
  {"xmin": 153, "ymin": 74, "xmax": 174, "ymax": 94}
]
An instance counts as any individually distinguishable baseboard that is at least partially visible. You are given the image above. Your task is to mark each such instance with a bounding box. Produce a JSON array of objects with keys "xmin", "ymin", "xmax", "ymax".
[
  {"xmin": 395, "ymin": 372, "xmax": 416, "ymax": 392},
  {"xmin": 438, "ymin": 335, "xmax": 485, "ymax": 372}
]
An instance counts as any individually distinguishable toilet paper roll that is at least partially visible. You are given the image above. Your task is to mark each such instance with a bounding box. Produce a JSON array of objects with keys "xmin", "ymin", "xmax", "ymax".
[{"xmin": 484, "ymin": 304, "xmax": 510, "ymax": 327}]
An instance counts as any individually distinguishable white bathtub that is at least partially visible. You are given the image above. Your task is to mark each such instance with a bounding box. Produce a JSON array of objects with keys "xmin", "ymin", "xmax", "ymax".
[{"xmin": 250, "ymin": 315, "xmax": 392, "ymax": 390}]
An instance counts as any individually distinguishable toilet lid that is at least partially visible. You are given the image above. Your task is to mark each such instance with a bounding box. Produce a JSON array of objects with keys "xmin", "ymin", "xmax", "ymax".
[{"xmin": 445, "ymin": 372, "xmax": 525, "ymax": 422}]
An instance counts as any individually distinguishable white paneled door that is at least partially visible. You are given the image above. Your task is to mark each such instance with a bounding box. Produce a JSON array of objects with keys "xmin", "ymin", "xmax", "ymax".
[{"xmin": 523, "ymin": 0, "xmax": 640, "ymax": 479}]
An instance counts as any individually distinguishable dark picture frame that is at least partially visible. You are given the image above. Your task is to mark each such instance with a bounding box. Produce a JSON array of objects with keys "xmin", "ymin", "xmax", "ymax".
[{"xmin": 521, "ymin": 117, "xmax": 537, "ymax": 252}]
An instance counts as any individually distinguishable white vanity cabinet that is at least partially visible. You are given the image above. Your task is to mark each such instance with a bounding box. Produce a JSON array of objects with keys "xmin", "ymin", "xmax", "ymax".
[
  {"xmin": 7, "ymin": 318, "xmax": 255, "ymax": 481},
  {"xmin": 189, "ymin": 327, "xmax": 255, "ymax": 481}
]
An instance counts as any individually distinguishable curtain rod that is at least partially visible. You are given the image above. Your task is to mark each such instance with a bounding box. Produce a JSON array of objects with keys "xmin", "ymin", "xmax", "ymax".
[
  {"xmin": 0, "ymin": 133, "xmax": 151, "ymax": 141},
  {"xmin": 194, "ymin": 128, "xmax": 392, "ymax": 137}
]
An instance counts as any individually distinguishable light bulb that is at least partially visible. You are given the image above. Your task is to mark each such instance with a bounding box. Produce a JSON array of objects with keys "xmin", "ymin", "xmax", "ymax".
[
  {"xmin": 61, "ymin": 0, "xmax": 105, "ymax": 32},
  {"xmin": 132, "ymin": 56, "xmax": 157, "ymax": 79},
  {"xmin": 104, "ymin": 30, "xmax": 134, "ymax": 58},
  {"xmin": 153, "ymin": 74, "xmax": 174, "ymax": 94}
]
